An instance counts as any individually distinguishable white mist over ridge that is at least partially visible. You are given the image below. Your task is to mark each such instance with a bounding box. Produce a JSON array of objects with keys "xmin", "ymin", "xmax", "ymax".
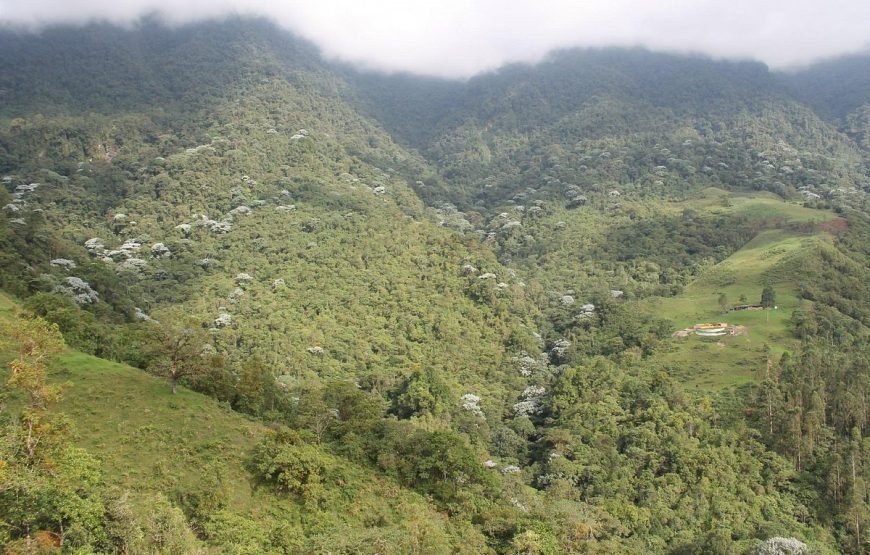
[{"xmin": 0, "ymin": 0, "xmax": 868, "ymax": 78}]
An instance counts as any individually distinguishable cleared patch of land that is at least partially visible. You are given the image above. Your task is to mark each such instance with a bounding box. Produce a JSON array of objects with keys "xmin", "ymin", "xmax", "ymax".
[{"xmin": 637, "ymin": 192, "xmax": 836, "ymax": 390}]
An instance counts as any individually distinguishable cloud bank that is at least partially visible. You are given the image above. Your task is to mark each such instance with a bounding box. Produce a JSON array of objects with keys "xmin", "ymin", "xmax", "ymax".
[{"xmin": 1, "ymin": 0, "xmax": 868, "ymax": 77}]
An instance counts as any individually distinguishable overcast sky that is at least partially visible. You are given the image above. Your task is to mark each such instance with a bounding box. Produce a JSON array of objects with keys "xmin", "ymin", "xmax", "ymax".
[{"xmin": 1, "ymin": 0, "xmax": 868, "ymax": 77}]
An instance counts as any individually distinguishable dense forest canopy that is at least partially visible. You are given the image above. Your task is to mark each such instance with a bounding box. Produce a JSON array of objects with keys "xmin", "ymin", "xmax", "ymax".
[{"xmin": 0, "ymin": 17, "xmax": 869, "ymax": 554}]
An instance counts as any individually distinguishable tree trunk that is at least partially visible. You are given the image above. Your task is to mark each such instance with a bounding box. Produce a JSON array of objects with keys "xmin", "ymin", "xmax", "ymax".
[
  {"xmin": 25, "ymin": 417, "xmax": 35, "ymax": 462},
  {"xmin": 171, "ymin": 376, "xmax": 178, "ymax": 395}
]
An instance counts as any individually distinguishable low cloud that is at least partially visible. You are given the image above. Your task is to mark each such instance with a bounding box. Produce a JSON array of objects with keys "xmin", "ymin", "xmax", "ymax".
[{"xmin": 1, "ymin": 0, "xmax": 868, "ymax": 77}]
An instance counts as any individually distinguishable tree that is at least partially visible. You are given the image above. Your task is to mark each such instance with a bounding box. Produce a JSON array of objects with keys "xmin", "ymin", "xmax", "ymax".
[
  {"xmin": 1, "ymin": 315, "xmax": 65, "ymax": 465},
  {"xmin": 753, "ymin": 537, "xmax": 808, "ymax": 555},
  {"xmin": 718, "ymin": 292, "xmax": 729, "ymax": 312},
  {"xmin": 147, "ymin": 312, "xmax": 217, "ymax": 394},
  {"xmin": 1, "ymin": 316, "xmax": 109, "ymax": 550},
  {"xmin": 391, "ymin": 367, "xmax": 451, "ymax": 420},
  {"xmin": 761, "ymin": 286, "xmax": 777, "ymax": 309},
  {"xmin": 234, "ymin": 357, "xmax": 278, "ymax": 416},
  {"xmin": 511, "ymin": 530, "xmax": 547, "ymax": 555},
  {"xmin": 250, "ymin": 427, "xmax": 336, "ymax": 506},
  {"xmin": 386, "ymin": 428, "xmax": 494, "ymax": 504}
]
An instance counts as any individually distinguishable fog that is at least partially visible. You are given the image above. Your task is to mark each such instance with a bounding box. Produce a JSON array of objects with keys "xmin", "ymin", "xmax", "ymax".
[{"xmin": 1, "ymin": 0, "xmax": 868, "ymax": 77}]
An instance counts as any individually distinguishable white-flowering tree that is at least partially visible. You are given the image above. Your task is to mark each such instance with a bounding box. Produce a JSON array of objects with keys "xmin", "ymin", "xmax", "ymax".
[{"xmin": 754, "ymin": 537, "xmax": 808, "ymax": 555}]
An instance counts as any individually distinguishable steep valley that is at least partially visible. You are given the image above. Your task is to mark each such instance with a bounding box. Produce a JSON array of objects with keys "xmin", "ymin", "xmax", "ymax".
[{"xmin": 1, "ymin": 17, "xmax": 869, "ymax": 554}]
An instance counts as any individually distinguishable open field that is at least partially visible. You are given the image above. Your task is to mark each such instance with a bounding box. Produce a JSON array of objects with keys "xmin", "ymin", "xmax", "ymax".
[
  {"xmin": 637, "ymin": 192, "xmax": 836, "ymax": 390},
  {"xmin": 682, "ymin": 187, "xmax": 839, "ymax": 224}
]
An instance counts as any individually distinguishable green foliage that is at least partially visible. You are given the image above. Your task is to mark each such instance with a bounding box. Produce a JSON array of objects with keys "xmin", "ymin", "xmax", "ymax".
[
  {"xmin": 391, "ymin": 366, "xmax": 453, "ymax": 419},
  {"xmin": 0, "ymin": 302, "xmax": 498, "ymax": 552},
  {"xmin": 0, "ymin": 17, "xmax": 867, "ymax": 554},
  {"xmin": 23, "ymin": 293, "xmax": 106, "ymax": 355},
  {"xmin": 785, "ymin": 52, "xmax": 870, "ymax": 121},
  {"xmin": 251, "ymin": 427, "xmax": 340, "ymax": 505},
  {"xmin": 541, "ymin": 358, "xmax": 824, "ymax": 552},
  {"xmin": 761, "ymin": 285, "xmax": 777, "ymax": 308},
  {"xmin": 112, "ymin": 492, "xmax": 202, "ymax": 554},
  {"xmin": 377, "ymin": 425, "xmax": 496, "ymax": 507},
  {"xmin": 0, "ymin": 314, "xmax": 175, "ymax": 553},
  {"xmin": 202, "ymin": 510, "xmax": 303, "ymax": 554},
  {"xmin": 146, "ymin": 309, "xmax": 221, "ymax": 394}
]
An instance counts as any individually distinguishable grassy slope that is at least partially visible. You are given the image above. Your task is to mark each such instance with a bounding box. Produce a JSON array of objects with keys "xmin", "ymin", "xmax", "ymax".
[
  {"xmin": 0, "ymin": 292, "xmax": 466, "ymax": 549},
  {"xmin": 0, "ymin": 290, "xmax": 270, "ymax": 514},
  {"xmin": 54, "ymin": 350, "xmax": 263, "ymax": 510},
  {"xmin": 636, "ymin": 190, "xmax": 837, "ymax": 390}
]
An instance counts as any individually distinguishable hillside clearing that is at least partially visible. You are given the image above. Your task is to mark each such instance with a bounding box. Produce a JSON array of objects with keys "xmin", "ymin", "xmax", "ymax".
[{"xmin": 638, "ymin": 193, "xmax": 836, "ymax": 390}]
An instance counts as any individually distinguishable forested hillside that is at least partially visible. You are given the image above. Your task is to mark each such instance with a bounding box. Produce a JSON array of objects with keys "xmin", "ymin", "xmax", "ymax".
[
  {"xmin": 783, "ymin": 53, "xmax": 870, "ymax": 121},
  {"xmin": 1, "ymin": 17, "xmax": 868, "ymax": 554},
  {"xmin": 349, "ymin": 49, "xmax": 866, "ymax": 205},
  {"xmin": 782, "ymin": 52, "xmax": 870, "ymax": 158}
]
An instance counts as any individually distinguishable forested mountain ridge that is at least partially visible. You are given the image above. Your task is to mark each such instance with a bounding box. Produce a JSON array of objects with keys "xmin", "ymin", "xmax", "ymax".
[
  {"xmin": 0, "ymin": 16, "xmax": 868, "ymax": 554},
  {"xmin": 348, "ymin": 48, "xmax": 867, "ymax": 209},
  {"xmin": 0, "ymin": 18, "xmax": 330, "ymax": 116},
  {"xmin": 783, "ymin": 52, "xmax": 870, "ymax": 122}
]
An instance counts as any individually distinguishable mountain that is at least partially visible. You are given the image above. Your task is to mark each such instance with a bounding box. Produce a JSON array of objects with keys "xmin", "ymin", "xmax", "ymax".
[
  {"xmin": 783, "ymin": 52, "xmax": 870, "ymax": 121},
  {"xmin": 781, "ymin": 52, "xmax": 870, "ymax": 154},
  {"xmin": 349, "ymin": 48, "xmax": 867, "ymax": 207},
  {"xmin": 1, "ymin": 16, "xmax": 869, "ymax": 554},
  {"xmin": 347, "ymin": 47, "xmax": 868, "ymax": 302}
]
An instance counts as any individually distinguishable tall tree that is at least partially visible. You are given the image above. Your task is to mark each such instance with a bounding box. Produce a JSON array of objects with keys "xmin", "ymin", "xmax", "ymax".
[
  {"xmin": 1, "ymin": 315, "xmax": 107, "ymax": 550},
  {"xmin": 148, "ymin": 311, "xmax": 218, "ymax": 394},
  {"xmin": 1, "ymin": 315, "xmax": 65, "ymax": 465},
  {"xmin": 761, "ymin": 285, "xmax": 777, "ymax": 309}
]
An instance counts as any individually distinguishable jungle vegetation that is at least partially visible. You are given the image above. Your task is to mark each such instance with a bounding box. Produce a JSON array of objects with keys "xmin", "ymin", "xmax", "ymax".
[{"xmin": 1, "ymin": 17, "xmax": 869, "ymax": 554}]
